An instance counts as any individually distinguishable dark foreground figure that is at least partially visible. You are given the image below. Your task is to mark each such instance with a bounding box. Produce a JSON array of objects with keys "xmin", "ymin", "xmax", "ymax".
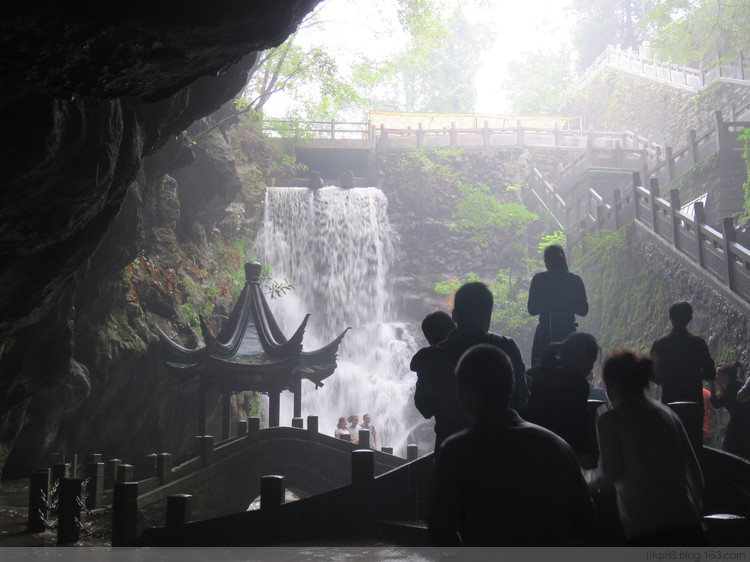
[
  {"xmin": 427, "ymin": 344, "xmax": 595, "ymax": 546},
  {"xmin": 527, "ymin": 244, "xmax": 589, "ymax": 366},
  {"xmin": 411, "ymin": 282, "xmax": 528, "ymax": 451},
  {"xmin": 597, "ymin": 350, "xmax": 706, "ymax": 546},
  {"xmin": 710, "ymin": 360, "xmax": 750, "ymax": 459},
  {"xmin": 650, "ymin": 301, "xmax": 715, "ymax": 447}
]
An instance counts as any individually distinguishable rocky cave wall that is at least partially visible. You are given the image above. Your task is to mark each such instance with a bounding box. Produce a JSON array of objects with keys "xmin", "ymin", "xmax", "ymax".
[{"xmin": 0, "ymin": 2, "xmax": 320, "ymax": 478}]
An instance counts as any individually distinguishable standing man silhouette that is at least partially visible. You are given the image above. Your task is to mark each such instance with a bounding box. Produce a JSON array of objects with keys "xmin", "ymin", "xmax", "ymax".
[
  {"xmin": 411, "ymin": 281, "xmax": 528, "ymax": 452},
  {"xmin": 527, "ymin": 244, "xmax": 589, "ymax": 367},
  {"xmin": 650, "ymin": 301, "xmax": 715, "ymax": 448}
]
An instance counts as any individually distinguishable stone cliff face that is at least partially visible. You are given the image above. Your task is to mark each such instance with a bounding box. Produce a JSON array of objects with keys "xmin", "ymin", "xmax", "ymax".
[{"xmin": 0, "ymin": 2, "xmax": 320, "ymax": 477}]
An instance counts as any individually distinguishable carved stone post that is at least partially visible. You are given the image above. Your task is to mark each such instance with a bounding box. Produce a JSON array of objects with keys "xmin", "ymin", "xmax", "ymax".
[
  {"xmin": 670, "ymin": 190, "xmax": 681, "ymax": 250},
  {"xmin": 650, "ymin": 178, "xmax": 661, "ymax": 234},
  {"xmin": 723, "ymin": 217, "xmax": 737, "ymax": 291},
  {"xmin": 695, "ymin": 202, "xmax": 706, "ymax": 268}
]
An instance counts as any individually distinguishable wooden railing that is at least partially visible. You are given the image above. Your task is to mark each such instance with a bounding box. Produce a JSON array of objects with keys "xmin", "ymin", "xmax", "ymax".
[
  {"xmin": 532, "ymin": 169, "xmax": 750, "ymax": 306},
  {"xmin": 579, "ymin": 44, "xmax": 750, "ymax": 93}
]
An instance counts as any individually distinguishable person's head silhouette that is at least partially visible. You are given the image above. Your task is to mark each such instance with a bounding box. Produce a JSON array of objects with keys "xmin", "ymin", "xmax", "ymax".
[{"xmin": 452, "ymin": 282, "xmax": 493, "ymax": 333}]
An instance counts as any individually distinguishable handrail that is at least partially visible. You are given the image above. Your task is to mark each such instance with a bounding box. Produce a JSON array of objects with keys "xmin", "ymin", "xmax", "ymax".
[{"xmin": 577, "ymin": 44, "xmax": 750, "ymax": 93}]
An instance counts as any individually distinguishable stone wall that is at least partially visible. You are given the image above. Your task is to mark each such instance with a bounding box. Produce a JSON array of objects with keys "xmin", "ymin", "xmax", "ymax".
[
  {"xmin": 568, "ymin": 71, "xmax": 750, "ymax": 149},
  {"xmin": 578, "ymin": 223, "xmax": 749, "ymax": 367}
]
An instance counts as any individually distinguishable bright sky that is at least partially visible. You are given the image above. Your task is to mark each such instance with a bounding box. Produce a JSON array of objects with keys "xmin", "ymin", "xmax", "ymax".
[{"xmin": 265, "ymin": 0, "xmax": 575, "ymax": 117}]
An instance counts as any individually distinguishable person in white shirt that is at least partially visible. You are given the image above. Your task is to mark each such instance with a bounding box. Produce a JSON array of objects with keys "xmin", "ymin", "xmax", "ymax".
[
  {"xmin": 347, "ymin": 414, "xmax": 360, "ymax": 444},
  {"xmin": 596, "ymin": 349, "xmax": 706, "ymax": 545},
  {"xmin": 360, "ymin": 413, "xmax": 377, "ymax": 449},
  {"xmin": 334, "ymin": 417, "xmax": 350, "ymax": 441}
]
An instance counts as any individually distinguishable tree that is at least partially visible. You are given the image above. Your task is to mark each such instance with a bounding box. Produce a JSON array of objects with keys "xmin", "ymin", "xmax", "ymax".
[
  {"xmin": 451, "ymin": 182, "xmax": 538, "ymax": 247},
  {"xmin": 645, "ymin": 0, "xmax": 750, "ymax": 66},
  {"xmin": 571, "ymin": 0, "xmax": 657, "ymax": 70},
  {"xmin": 503, "ymin": 49, "xmax": 576, "ymax": 115},
  {"xmin": 354, "ymin": 5, "xmax": 494, "ymax": 112}
]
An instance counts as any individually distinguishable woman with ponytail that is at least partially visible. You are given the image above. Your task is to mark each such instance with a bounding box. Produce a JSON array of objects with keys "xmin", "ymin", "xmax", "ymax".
[
  {"xmin": 597, "ymin": 350, "xmax": 705, "ymax": 545},
  {"xmin": 710, "ymin": 360, "xmax": 750, "ymax": 459}
]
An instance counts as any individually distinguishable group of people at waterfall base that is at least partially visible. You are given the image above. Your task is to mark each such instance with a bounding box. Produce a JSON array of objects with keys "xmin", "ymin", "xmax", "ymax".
[
  {"xmin": 412, "ymin": 244, "xmax": 750, "ymax": 546},
  {"xmin": 334, "ymin": 413, "xmax": 377, "ymax": 448}
]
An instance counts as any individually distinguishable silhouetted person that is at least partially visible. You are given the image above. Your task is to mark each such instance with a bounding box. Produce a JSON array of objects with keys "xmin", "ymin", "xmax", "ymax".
[
  {"xmin": 528, "ymin": 244, "xmax": 589, "ymax": 366},
  {"xmin": 522, "ymin": 333, "xmax": 599, "ymax": 467},
  {"xmin": 334, "ymin": 417, "xmax": 350, "ymax": 441},
  {"xmin": 421, "ymin": 310, "xmax": 455, "ymax": 345},
  {"xmin": 650, "ymin": 301, "xmax": 715, "ymax": 446},
  {"xmin": 411, "ymin": 282, "xmax": 528, "ymax": 451},
  {"xmin": 597, "ymin": 350, "xmax": 705, "ymax": 546},
  {"xmin": 427, "ymin": 344, "xmax": 595, "ymax": 546},
  {"xmin": 710, "ymin": 361, "xmax": 750, "ymax": 459}
]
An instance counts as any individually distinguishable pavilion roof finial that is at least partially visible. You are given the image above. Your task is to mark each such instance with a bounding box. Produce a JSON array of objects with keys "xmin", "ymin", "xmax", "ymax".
[{"xmin": 245, "ymin": 261, "xmax": 262, "ymax": 284}]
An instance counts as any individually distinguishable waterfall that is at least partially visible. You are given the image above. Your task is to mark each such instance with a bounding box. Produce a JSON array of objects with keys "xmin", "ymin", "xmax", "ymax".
[{"xmin": 256, "ymin": 186, "xmax": 428, "ymax": 454}]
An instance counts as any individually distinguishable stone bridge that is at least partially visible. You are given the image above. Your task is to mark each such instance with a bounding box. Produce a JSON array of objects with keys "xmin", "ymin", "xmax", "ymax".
[{"xmin": 127, "ymin": 422, "xmax": 407, "ymax": 529}]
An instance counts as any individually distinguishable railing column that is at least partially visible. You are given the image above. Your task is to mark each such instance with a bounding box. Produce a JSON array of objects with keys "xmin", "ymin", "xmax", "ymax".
[
  {"xmin": 596, "ymin": 204, "xmax": 605, "ymax": 232},
  {"xmin": 292, "ymin": 375, "xmax": 302, "ymax": 419},
  {"xmin": 517, "ymin": 120, "xmax": 524, "ymax": 146},
  {"xmin": 359, "ymin": 429, "xmax": 371, "ymax": 450},
  {"xmin": 665, "ymin": 146, "xmax": 674, "ymax": 183},
  {"xmin": 417, "ymin": 123, "xmax": 424, "ymax": 148},
  {"xmin": 106, "ymin": 458, "xmax": 121, "ymax": 488},
  {"xmin": 330, "ymin": 120, "xmax": 336, "ymax": 140},
  {"xmin": 670, "ymin": 190, "xmax": 681, "ymax": 250},
  {"xmin": 269, "ymin": 390, "xmax": 280, "ymax": 427},
  {"xmin": 57, "ymin": 478, "xmax": 82, "ymax": 545},
  {"xmin": 688, "ymin": 130, "xmax": 698, "ymax": 166},
  {"xmin": 650, "ymin": 178, "xmax": 661, "ymax": 234},
  {"xmin": 198, "ymin": 380, "xmax": 207, "ymax": 436},
  {"xmin": 52, "ymin": 462, "xmax": 70, "ymax": 488},
  {"xmin": 613, "ymin": 189, "xmax": 622, "ymax": 230},
  {"xmin": 116, "ymin": 464, "xmax": 134, "ymax": 483},
  {"xmin": 695, "ymin": 202, "xmax": 706, "ymax": 268},
  {"xmin": 86, "ymin": 462, "xmax": 104, "ymax": 510},
  {"xmin": 307, "ymin": 415, "xmax": 319, "ymax": 437},
  {"xmin": 166, "ymin": 494, "xmax": 192, "ymax": 531},
  {"xmin": 292, "ymin": 417, "xmax": 304, "ymax": 429},
  {"xmin": 143, "ymin": 453, "xmax": 158, "ymax": 478},
  {"xmin": 723, "ymin": 217, "xmax": 737, "ymax": 291},
  {"xmin": 112, "ymin": 482, "xmax": 138, "ymax": 547},
  {"xmin": 28, "ymin": 469, "xmax": 50, "ymax": 532},
  {"xmin": 157, "ymin": 453, "xmax": 173, "ymax": 485},
  {"xmin": 450, "ymin": 122, "xmax": 457, "ymax": 146},
  {"xmin": 381, "ymin": 447, "xmax": 393, "ymax": 455},
  {"xmin": 554, "ymin": 123, "xmax": 561, "ymax": 146},
  {"xmin": 483, "ymin": 121, "xmax": 490, "ymax": 147},
  {"xmin": 407, "ymin": 444, "xmax": 419, "ymax": 461},
  {"xmin": 221, "ymin": 391, "xmax": 231, "ymax": 441},
  {"xmin": 247, "ymin": 417, "xmax": 261, "ymax": 444},
  {"xmin": 236, "ymin": 419, "xmax": 248, "ymax": 438},
  {"xmin": 351, "ymin": 450, "xmax": 375, "ymax": 506},
  {"xmin": 260, "ymin": 475, "xmax": 285, "ymax": 512}
]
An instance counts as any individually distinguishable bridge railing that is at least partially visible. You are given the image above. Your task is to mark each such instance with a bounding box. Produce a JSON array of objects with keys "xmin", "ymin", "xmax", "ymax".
[
  {"xmin": 578, "ymin": 44, "xmax": 750, "ymax": 93},
  {"xmin": 542, "ymin": 169, "xmax": 750, "ymax": 305}
]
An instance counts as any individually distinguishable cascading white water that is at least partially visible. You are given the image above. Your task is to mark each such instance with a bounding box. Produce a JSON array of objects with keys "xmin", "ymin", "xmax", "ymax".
[{"xmin": 256, "ymin": 186, "xmax": 428, "ymax": 454}]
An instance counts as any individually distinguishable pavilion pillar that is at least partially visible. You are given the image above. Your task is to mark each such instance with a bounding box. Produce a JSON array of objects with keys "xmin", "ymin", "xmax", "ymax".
[
  {"xmin": 269, "ymin": 390, "xmax": 281, "ymax": 428},
  {"xmin": 198, "ymin": 378, "xmax": 207, "ymax": 436},
  {"xmin": 221, "ymin": 391, "xmax": 231, "ymax": 441},
  {"xmin": 292, "ymin": 376, "xmax": 302, "ymax": 419}
]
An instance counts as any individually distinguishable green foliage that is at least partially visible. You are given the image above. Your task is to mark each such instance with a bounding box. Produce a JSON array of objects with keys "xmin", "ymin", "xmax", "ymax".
[
  {"xmin": 571, "ymin": 0, "xmax": 656, "ymax": 69},
  {"xmin": 451, "ymin": 183, "xmax": 538, "ymax": 246},
  {"xmin": 646, "ymin": 0, "xmax": 750, "ymax": 66},
  {"xmin": 538, "ymin": 231, "xmax": 567, "ymax": 255},
  {"xmin": 740, "ymin": 128, "xmax": 750, "ymax": 220},
  {"xmin": 504, "ymin": 49, "xmax": 576, "ymax": 115}
]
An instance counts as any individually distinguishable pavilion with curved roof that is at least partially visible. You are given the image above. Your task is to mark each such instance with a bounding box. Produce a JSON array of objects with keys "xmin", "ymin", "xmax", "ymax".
[{"xmin": 157, "ymin": 261, "xmax": 349, "ymax": 436}]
